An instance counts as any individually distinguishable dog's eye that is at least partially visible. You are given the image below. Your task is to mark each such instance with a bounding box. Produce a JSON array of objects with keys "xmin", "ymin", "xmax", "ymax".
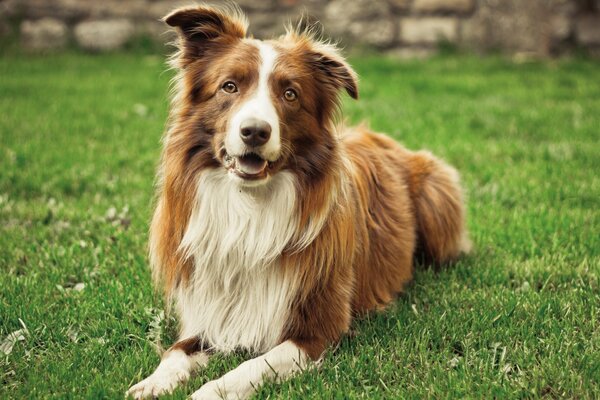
[
  {"xmin": 283, "ymin": 89, "xmax": 298, "ymax": 102},
  {"xmin": 222, "ymin": 81, "xmax": 238, "ymax": 94}
]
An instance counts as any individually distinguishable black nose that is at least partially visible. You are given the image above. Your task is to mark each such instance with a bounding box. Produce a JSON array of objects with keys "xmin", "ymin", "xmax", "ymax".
[{"xmin": 240, "ymin": 118, "xmax": 271, "ymax": 147}]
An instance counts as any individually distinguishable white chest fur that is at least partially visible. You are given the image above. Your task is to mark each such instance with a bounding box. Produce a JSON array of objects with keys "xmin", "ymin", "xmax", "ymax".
[{"xmin": 176, "ymin": 169, "xmax": 301, "ymax": 353}]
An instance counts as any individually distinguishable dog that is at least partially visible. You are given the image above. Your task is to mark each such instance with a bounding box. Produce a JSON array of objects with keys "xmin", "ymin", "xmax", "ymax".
[{"xmin": 127, "ymin": 4, "xmax": 470, "ymax": 399}]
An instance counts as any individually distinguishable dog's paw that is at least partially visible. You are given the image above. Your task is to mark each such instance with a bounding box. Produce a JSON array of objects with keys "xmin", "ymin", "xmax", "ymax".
[
  {"xmin": 126, "ymin": 369, "xmax": 189, "ymax": 399},
  {"xmin": 190, "ymin": 380, "xmax": 224, "ymax": 400},
  {"xmin": 191, "ymin": 379, "xmax": 252, "ymax": 400}
]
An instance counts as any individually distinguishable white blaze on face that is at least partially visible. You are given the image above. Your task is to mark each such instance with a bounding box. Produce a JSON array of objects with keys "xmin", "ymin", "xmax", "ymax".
[{"xmin": 225, "ymin": 41, "xmax": 280, "ymax": 161}]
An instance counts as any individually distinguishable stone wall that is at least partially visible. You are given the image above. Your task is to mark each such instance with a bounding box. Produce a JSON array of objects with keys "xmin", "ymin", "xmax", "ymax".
[{"xmin": 2, "ymin": 0, "xmax": 600, "ymax": 57}]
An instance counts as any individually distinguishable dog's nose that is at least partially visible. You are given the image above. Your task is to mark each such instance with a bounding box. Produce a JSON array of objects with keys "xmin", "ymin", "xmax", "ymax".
[{"xmin": 240, "ymin": 118, "xmax": 271, "ymax": 147}]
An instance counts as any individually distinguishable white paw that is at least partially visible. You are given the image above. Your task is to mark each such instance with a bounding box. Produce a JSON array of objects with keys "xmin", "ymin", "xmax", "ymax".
[
  {"xmin": 126, "ymin": 369, "xmax": 189, "ymax": 399},
  {"xmin": 191, "ymin": 379, "xmax": 252, "ymax": 400},
  {"xmin": 190, "ymin": 380, "xmax": 225, "ymax": 400}
]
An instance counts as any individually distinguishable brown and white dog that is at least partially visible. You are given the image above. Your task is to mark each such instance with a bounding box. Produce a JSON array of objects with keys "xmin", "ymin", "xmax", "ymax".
[{"xmin": 127, "ymin": 4, "xmax": 470, "ymax": 399}]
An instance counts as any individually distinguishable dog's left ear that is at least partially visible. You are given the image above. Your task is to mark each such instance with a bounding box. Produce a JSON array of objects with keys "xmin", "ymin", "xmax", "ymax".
[{"xmin": 307, "ymin": 43, "xmax": 359, "ymax": 100}]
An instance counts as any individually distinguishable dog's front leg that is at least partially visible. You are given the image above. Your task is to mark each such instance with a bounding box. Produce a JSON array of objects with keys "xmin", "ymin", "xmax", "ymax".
[
  {"xmin": 127, "ymin": 337, "xmax": 211, "ymax": 399},
  {"xmin": 191, "ymin": 340, "xmax": 311, "ymax": 400}
]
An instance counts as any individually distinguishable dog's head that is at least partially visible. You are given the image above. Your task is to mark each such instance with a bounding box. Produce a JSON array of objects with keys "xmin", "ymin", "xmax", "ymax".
[{"xmin": 164, "ymin": 5, "xmax": 358, "ymax": 187}]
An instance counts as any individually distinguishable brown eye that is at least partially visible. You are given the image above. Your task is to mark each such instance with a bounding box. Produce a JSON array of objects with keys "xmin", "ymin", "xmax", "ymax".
[
  {"xmin": 284, "ymin": 88, "xmax": 298, "ymax": 102},
  {"xmin": 222, "ymin": 81, "xmax": 238, "ymax": 94}
]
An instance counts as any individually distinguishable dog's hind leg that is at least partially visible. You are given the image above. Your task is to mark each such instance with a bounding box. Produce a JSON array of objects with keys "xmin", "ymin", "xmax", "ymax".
[{"xmin": 126, "ymin": 337, "xmax": 211, "ymax": 399}]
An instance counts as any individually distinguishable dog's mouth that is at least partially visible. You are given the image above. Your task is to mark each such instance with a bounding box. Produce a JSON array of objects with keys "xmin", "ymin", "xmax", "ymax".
[{"xmin": 224, "ymin": 152, "xmax": 273, "ymax": 180}]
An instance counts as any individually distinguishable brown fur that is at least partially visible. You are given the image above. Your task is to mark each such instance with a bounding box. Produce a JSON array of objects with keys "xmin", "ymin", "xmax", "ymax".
[
  {"xmin": 150, "ymin": 5, "xmax": 469, "ymax": 363},
  {"xmin": 169, "ymin": 336, "xmax": 213, "ymax": 356}
]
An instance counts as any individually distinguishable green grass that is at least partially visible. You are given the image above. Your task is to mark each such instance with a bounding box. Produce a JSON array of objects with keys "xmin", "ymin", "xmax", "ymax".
[{"xmin": 1, "ymin": 51, "xmax": 599, "ymax": 399}]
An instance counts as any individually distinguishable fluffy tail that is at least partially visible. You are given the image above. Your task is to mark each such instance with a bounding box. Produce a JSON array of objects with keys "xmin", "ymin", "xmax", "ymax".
[{"xmin": 406, "ymin": 151, "xmax": 471, "ymax": 265}]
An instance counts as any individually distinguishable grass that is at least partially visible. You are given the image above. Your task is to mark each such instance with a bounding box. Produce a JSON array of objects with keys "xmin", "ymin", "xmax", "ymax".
[{"xmin": 1, "ymin": 51, "xmax": 599, "ymax": 399}]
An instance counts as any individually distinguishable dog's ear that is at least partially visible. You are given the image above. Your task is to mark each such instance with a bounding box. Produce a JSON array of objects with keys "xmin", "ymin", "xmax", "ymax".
[
  {"xmin": 307, "ymin": 43, "xmax": 359, "ymax": 100},
  {"xmin": 164, "ymin": 5, "xmax": 248, "ymax": 65}
]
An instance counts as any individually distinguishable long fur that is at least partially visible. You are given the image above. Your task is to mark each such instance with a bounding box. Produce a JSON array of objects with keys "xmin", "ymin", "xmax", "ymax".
[
  {"xmin": 176, "ymin": 169, "xmax": 299, "ymax": 352},
  {"xmin": 132, "ymin": 3, "xmax": 470, "ymax": 399}
]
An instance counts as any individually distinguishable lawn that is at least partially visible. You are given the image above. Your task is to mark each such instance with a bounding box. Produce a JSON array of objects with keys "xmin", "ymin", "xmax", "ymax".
[{"xmin": 0, "ymin": 51, "xmax": 599, "ymax": 399}]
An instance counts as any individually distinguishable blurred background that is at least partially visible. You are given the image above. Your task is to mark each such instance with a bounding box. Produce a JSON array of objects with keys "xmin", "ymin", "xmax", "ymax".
[{"xmin": 1, "ymin": 0, "xmax": 600, "ymax": 58}]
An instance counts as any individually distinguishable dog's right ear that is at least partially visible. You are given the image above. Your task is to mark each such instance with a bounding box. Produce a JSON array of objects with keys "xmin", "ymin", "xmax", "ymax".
[{"xmin": 164, "ymin": 6, "xmax": 248, "ymax": 66}]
